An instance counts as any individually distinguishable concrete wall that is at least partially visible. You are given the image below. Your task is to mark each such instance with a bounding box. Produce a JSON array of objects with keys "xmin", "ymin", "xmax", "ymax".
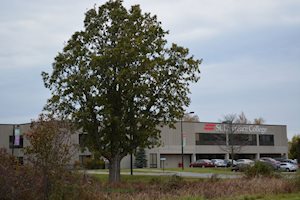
[
  {"xmin": 146, "ymin": 121, "xmax": 288, "ymax": 168},
  {"xmin": 0, "ymin": 121, "xmax": 288, "ymax": 169}
]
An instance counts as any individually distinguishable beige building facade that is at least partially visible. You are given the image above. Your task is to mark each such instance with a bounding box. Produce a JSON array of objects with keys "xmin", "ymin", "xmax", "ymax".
[
  {"xmin": 0, "ymin": 121, "xmax": 288, "ymax": 169},
  {"xmin": 146, "ymin": 122, "xmax": 288, "ymax": 168}
]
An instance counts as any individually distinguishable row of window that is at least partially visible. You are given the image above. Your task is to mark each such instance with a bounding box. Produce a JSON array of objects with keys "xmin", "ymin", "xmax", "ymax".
[
  {"xmin": 7, "ymin": 133, "xmax": 275, "ymax": 150},
  {"xmin": 195, "ymin": 133, "xmax": 274, "ymax": 146}
]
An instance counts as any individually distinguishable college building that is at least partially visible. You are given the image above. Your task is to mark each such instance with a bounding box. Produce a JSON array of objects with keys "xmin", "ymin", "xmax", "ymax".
[{"xmin": 0, "ymin": 121, "xmax": 288, "ymax": 168}]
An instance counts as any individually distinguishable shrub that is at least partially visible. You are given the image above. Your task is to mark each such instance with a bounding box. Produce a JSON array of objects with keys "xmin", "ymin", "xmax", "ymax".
[
  {"xmin": 73, "ymin": 160, "xmax": 82, "ymax": 169},
  {"xmin": 0, "ymin": 148, "xmax": 42, "ymax": 200},
  {"xmin": 292, "ymin": 170, "xmax": 300, "ymax": 190},
  {"xmin": 165, "ymin": 174, "xmax": 184, "ymax": 190},
  {"xmin": 84, "ymin": 158, "xmax": 105, "ymax": 169},
  {"xmin": 244, "ymin": 161, "xmax": 275, "ymax": 178},
  {"xmin": 149, "ymin": 177, "xmax": 163, "ymax": 185}
]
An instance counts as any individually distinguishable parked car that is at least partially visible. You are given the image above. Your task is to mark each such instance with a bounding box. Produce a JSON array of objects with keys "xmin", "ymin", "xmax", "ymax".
[
  {"xmin": 259, "ymin": 157, "xmax": 280, "ymax": 170},
  {"xmin": 258, "ymin": 160, "xmax": 278, "ymax": 170},
  {"xmin": 224, "ymin": 159, "xmax": 237, "ymax": 167},
  {"xmin": 231, "ymin": 159, "xmax": 254, "ymax": 171},
  {"xmin": 282, "ymin": 159, "xmax": 298, "ymax": 165},
  {"xmin": 273, "ymin": 157, "xmax": 286, "ymax": 162},
  {"xmin": 189, "ymin": 159, "xmax": 215, "ymax": 168},
  {"xmin": 211, "ymin": 159, "xmax": 227, "ymax": 167},
  {"xmin": 231, "ymin": 163, "xmax": 251, "ymax": 172},
  {"xmin": 279, "ymin": 162, "xmax": 298, "ymax": 172},
  {"xmin": 235, "ymin": 159, "xmax": 254, "ymax": 166}
]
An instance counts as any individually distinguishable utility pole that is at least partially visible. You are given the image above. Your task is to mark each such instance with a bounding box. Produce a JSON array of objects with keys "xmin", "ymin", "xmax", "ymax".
[
  {"xmin": 12, "ymin": 125, "xmax": 15, "ymax": 156},
  {"xmin": 181, "ymin": 111, "xmax": 194, "ymax": 170}
]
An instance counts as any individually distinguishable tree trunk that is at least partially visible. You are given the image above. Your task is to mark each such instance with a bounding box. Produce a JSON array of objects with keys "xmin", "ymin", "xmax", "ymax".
[{"xmin": 109, "ymin": 154, "xmax": 121, "ymax": 183}]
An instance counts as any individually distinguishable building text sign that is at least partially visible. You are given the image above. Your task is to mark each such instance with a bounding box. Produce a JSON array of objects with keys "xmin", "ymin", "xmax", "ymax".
[{"xmin": 204, "ymin": 123, "xmax": 267, "ymax": 134}]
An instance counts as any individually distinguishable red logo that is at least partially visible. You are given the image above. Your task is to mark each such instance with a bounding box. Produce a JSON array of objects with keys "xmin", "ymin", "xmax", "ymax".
[{"xmin": 204, "ymin": 123, "xmax": 216, "ymax": 131}]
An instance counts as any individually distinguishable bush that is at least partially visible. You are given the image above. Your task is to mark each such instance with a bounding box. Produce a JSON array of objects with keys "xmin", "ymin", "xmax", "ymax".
[
  {"xmin": 0, "ymin": 148, "xmax": 42, "ymax": 200},
  {"xmin": 244, "ymin": 161, "xmax": 275, "ymax": 178},
  {"xmin": 84, "ymin": 158, "xmax": 105, "ymax": 169},
  {"xmin": 292, "ymin": 170, "xmax": 300, "ymax": 190},
  {"xmin": 165, "ymin": 175, "xmax": 184, "ymax": 190}
]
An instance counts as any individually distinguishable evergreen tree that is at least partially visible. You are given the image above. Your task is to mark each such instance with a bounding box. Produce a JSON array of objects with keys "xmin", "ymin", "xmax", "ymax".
[{"xmin": 134, "ymin": 148, "xmax": 147, "ymax": 168}]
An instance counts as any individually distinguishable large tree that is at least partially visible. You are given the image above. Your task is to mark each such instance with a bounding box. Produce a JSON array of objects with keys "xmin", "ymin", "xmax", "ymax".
[{"xmin": 42, "ymin": 0, "xmax": 201, "ymax": 182}]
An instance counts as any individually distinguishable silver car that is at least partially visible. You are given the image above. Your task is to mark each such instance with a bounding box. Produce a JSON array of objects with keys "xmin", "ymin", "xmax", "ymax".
[{"xmin": 280, "ymin": 162, "xmax": 298, "ymax": 172}]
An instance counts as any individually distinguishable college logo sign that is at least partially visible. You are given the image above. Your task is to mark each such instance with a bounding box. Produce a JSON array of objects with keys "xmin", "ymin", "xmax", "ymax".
[
  {"xmin": 203, "ymin": 123, "xmax": 267, "ymax": 134},
  {"xmin": 204, "ymin": 123, "xmax": 216, "ymax": 131}
]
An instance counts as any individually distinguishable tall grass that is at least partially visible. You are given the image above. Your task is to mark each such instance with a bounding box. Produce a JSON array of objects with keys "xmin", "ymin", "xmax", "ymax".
[{"xmin": 81, "ymin": 175, "xmax": 298, "ymax": 200}]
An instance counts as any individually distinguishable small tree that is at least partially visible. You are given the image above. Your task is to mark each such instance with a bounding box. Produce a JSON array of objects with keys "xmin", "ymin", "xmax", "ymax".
[
  {"xmin": 183, "ymin": 113, "xmax": 200, "ymax": 122},
  {"xmin": 24, "ymin": 114, "xmax": 76, "ymax": 200},
  {"xmin": 0, "ymin": 148, "xmax": 42, "ymax": 199},
  {"xmin": 237, "ymin": 112, "xmax": 250, "ymax": 124},
  {"xmin": 253, "ymin": 117, "xmax": 265, "ymax": 125},
  {"xmin": 219, "ymin": 114, "xmax": 253, "ymax": 163},
  {"xmin": 134, "ymin": 148, "xmax": 147, "ymax": 168}
]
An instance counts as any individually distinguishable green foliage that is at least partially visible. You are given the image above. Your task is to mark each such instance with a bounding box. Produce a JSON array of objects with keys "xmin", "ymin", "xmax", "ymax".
[
  {"xmin": 289, "ymin": 135, "xmax": 300, "ymax": 161},
  {"xmin": 149, "ymin": 176, "xmax": 163, "ymax": 185},
  {"xmin": 84, "ymin": 158, "xmax": 105, "ymax": 169},
  {"xmin": 244, "ymin": 161, "xmax": 275, "ymax": 178},
  {"xmin": 42, "ymin": 0, "xmax": 201, "ymax": 182},
  {"xmin": 134, "ymin": 148, "xmax": 147, "ymax": 168}
]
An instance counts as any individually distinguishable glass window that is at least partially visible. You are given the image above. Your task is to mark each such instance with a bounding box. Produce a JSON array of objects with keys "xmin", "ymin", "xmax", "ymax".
[
  {"xmin": 9, "ymin": 136, "xmax": 23, "ymax": 148},
  {"xmin": 259, "ymin": 135, "xmax": 274, "ymax": 146},
  {"xmin": 229, "ymin": 134, "xmax": 257, "ymax": 146},
  {"xmin": 196, "ymin": 133, "xmax": 226, "ymax": 145},
  {"xmin": 150, "ymin": 153, "xmax": 157, "ymax": 168}
]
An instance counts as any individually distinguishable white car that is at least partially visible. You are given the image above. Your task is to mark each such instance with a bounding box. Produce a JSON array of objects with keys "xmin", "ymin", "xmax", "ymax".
[
  {"xmin": 280, "ymin": 162, "xmax": 298, "ymax": 172},
  {"xmin": 211, "ymin": 159, "xmax": 227, "ymax": 167},
  {"xmin": 236, "ymin": 159, "xmax": 254, "ymax": 166}
]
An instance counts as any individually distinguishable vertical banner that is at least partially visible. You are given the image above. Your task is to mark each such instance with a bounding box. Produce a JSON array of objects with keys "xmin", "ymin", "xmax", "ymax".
[
  {"xmin": 14, "ymin": 127, "xmax": 21, "ymax": 146},
  {"xmin": 183, "ymin": 134, "xmax": 186, "ymax": 147}
]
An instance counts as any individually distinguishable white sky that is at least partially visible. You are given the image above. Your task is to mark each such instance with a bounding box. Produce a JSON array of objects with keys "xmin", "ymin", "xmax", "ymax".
[{"xmin": 0, "ymin": 0, "xmax": 299, "ymax": 139}]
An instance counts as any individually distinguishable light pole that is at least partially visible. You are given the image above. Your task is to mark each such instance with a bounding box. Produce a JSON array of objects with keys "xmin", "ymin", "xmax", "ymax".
[{"xmin": 181, "ymin": 111, "xmax": 194, "ymax": 170}]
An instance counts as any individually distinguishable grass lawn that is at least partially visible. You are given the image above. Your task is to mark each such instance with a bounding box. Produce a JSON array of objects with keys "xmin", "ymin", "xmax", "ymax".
[
  {"xmin": 88, "ymin": 167, "xmax": 236, "ymax": 175},
  {"xmin": 165, "ymin": 167, "xmax": 234, "ymax": 174},
  {"xmin": 92, "ymin": 173, "xmax": 201, "ymax": 183}
]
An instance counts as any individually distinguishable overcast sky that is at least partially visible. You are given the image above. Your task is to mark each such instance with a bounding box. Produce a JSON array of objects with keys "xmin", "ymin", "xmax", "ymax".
[{"xmin": 0, "ymin": 0, "xmax": 299, "ymax": 139}]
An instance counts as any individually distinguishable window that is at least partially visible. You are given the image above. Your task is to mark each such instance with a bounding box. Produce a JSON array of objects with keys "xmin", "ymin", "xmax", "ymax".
[
  {"xmin": 196, "ymin": 133, "xmax": 226, "ymax": 145},
  {"xmin": 9, "ymin": 136, "xmax": 24, "ymax": 148},
  {"xmin": 259, "ymin": 135, "xmax": 274, "ymax": 146},
  {"xmin": 150, "ymin": 153, "xmax": 157, "ymax": 168},
  {"xmin": 229, "ymin": 134, "xmax": 257, "ymax": 146}
]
